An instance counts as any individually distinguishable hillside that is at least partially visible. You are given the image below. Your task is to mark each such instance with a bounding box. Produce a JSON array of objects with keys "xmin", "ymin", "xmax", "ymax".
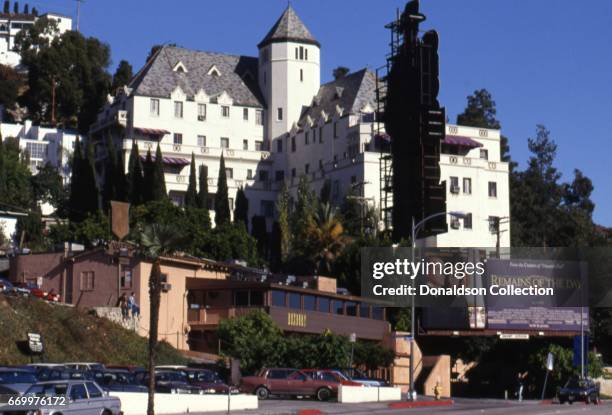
[{"xmin": 0, "ymin": 295, "xmax": 188, "ymax": 366}]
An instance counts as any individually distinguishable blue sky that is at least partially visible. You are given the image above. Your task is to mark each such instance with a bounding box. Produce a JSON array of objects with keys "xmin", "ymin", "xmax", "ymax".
[{"xmin": 34, "ymin": 0, "xmax": 611, "ymax": 226}]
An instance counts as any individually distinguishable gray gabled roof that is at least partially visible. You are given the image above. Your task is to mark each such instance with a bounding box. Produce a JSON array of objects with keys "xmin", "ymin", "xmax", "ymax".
[
  {"xmin": 258, "ymin": 5, "xmax": 319, "ymax": 48},
  {"xmin": 298, "ymin": 69, "xmax": 377, "ymax": 126},
  {"xmin": 128, "ymin": 46, "xmax": 265, "ymax": 108}
]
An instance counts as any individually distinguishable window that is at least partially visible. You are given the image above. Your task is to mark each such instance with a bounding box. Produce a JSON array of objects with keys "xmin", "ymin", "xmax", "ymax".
[
  {"xmin": 450, "ymin": 176, "xmax": 459, "ymax": 193},
  {"xmin": 288, "ymin": 293, "xmax": 301, "ymax": 309},
  {"xmin": 25, "ymin": 142, "xmax": 46, "ymax": 159},
  {"xmin": 247, "ymin": 169, "xmax": 253, "ymax": 180},
  {"xmin": 300, "ymin": 69, "xmax": 303, "ymax": 82},
  {"xmin": 256, "ymin": 110, "xmax": 264, "ymax": 125},
  {"xmin": 173, "ymin": 133, "xmax": 183, "ymax": 145},
  {"xmin": 313, "ymin": 128, "xmax": 316, "ymax": 142},
  {"xmin": 272, "ymin": 290, "xmax": 285, "ymax": 307},
  {"xmin": 319, "ymin": 127, "xmax": 323, "ymax": 143},
  {"xmin": 250, "ymin": 291, "xmax": 264, "ymax": 306},
  {"xmin": 305, "ymin": 48, "xmax": 308, "ymax": 60},
  {"xmin": 197, "ymin": 103, "xmax": 207, "ymax": 121},
  {"xmin": 291, "ymin": 136, "xmax": 296, "ymax": 152},
  {"xmin": 480, "ymin": 149, "xmax": 489, "ymax": 160},
  {"xmin": 318, "ymin": 297, "xmax": 330, "ymax": 313},
  {"xmin": 85, "ymin": 382, "xmax": 102, "ymax": 398},
  {"xmin": 81, "ymin": 271, "xmax": 94, "ymax": 291},
  {"xmin": 299, "ymin": 46, "xmax": 304, "ymax": 60},
  {"xmin": 150, "ymin": 98, "xmax": 160, "ymax": 116},
  {"xmin": 221, "ymin": 137, "xmax": 229, "ymax": 149},
  {"xmin": 121, "ymin": 269, "xmax": 132, "ymax": 289},
  {"xmin": 488, "ymin": 181, "xmax": 498, "ymax": 198},
  {"xmin": 464, "ymin": 213, "xmax": 473, "ymax": 229},
  {"xmin": 255, "ymin": 141, "xmax": 263, "ymax": 151},
  {"xmin": 268, "ymin": 369, "xmax": 291, "ymax": 379},
  {"xmin": 243, "ymin": 108, "xmax": 249, "ymax": 121},
  {"xmin": 221, "ymin": 106, "xmax": 230, "ymax": 117},
  {"xmin": 174, "ymin": 101, "xmax": 183, "ymax": 118},
  {"xmin": 333, "ymin": 122, "xmax": 338, "ymax": 138},
  {"xmin": 225, "ymin": 168, "xmax": 233, "ymax": 179},
  {"xmin": 275, "ymin": 170, "xmax": 284, "ymax": 181},
  {"xmin": 295, "ymin": 47, "xmax": 299, "ymax": 59},
  {"xmin": 261, "ymin": 200, "xmax": 274, "ymax": 218},
  {"xmin": 305, "ymin": 164, "xmax": 309, "ymax": 174},
  {"xmin": 346, "ymin": 302, "xmax": 357, "ymax": 316},
  {"xmin": 70, "ymin": 384, "xmax": 88, "ymax": 401},
  {"xmin": 372, "ymin": 306, "xmax": 384, "ymax": 320},
  {"xmin": 304, "ymin": 132, "xmax": 309, "ymax": 145},
  {"xmin": 359, "ymin": 305, "xmax": 370, "ymax": 318},
  {"xmin": 303, "ymin": 295, "xmax": 315, "ymax": 311},
  {"xmin": 243, "ymin": 139, "xmax": 248, "ymax": 150},
  {"xmin": 277, "ymin": 107, "xmax": 283, "ymax": 121},
  {"xmin": 319, "ymin": 160, "xmax": 324, "ymax": 170},
  {"xmin": 197, "ymin": 135, "xmax": 206, "ymax": 147},
  {"xmin": 333, "ymin": 300, "xmax": 344, "ymax": 315},
  {"xmin": 463, "ymin": 178, "xmax": 472, "ymax": 194},
  {"xmin": 235, "ymin": 291, "xmax": 249, "ymax": 306},
  {"xmin": 277, "ymin": 140, "xmax": 283, "ymax": 153},
  {"xmin": 259, "ymin": 170, "xmax": 269, "ymax": 181}
]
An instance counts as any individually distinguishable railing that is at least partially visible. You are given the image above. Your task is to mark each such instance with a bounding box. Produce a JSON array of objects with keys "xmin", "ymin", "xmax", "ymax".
[{"xmin": 188, "ymin": 307, "xmax": 265, "ymax": 325}]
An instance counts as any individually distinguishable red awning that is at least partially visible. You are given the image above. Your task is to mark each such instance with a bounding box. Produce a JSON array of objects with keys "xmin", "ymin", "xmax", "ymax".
[
  {"xmin": 134, "ymin": 127, "xmax": 170, "ymax": 136},
  {"xmin": 443, "ymin": 135, "xmax": 483, "ymax": 148},
  {"xmin": 140, "ymin": 155, "xmax": 189, "ymax": 166}
]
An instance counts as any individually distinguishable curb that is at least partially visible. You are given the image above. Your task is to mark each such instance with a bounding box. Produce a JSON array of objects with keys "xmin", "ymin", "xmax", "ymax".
[
  {"xmin": 388, "ymin": 399, "xmax": 454, "ymax": 409},
  {"xmin": 297, "ymin": 410, "xmax": 324, "ymax": 415}
]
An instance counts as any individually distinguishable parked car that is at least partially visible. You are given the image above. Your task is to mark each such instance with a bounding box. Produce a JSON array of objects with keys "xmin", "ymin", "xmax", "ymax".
[
  {"xmin": 334, "ymin": 368, "xmax": 387, "ymax": 387},
  {"xmin": 142, "ymin": 370, "xmax": 204, "ymax": 394},
  {"xmin": 183, "ymin": 368, "xmax": 238, "ymax": 394},
  {"xmin": 0, "ymin": 279, "xmax": 29, "ymax": 296},
  {"xmin": 302, "ymin": 369, "xmax": 364, "ymax": 387},
  {"xmin": 91, "ymin": 369, "xmax": 148, "ymax": 393},
  {"xmin": 558, "ymin": 377, "xmax": 600, "ymax": 404},
  {"xmin": 64, "ymin": 362, "xmax": 105, "ymax": 371},
  {"xmin": 0, "ymin": 368, "xmax": 38, "ymax": 395},
  {"xmin": 1, "ymin": 380, "xmax": 121, "ymax": 414},
  {"xmin": 240, "ymin": 368, "xmax": 337, "ymax": 401}
]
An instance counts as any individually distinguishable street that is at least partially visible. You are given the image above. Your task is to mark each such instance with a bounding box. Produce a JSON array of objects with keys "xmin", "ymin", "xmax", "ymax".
[{"xmin": 200, "ymin": 398, "xmax": 611, "ymax": 415}]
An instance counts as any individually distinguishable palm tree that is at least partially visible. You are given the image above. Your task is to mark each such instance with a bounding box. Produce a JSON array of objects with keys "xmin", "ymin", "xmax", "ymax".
[
  {"xmin": 135, "ymin": 224, "xmax": 185, "ymax": 415},
  {"xmin": 306, "ymin": 203, "xmax": 348, "ymax": 275}
]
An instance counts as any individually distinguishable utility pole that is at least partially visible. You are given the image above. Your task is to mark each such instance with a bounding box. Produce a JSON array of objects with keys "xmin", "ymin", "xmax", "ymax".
[{"xmin": 75, "ymin": 0, "xmax": 84, "ymax": 32}]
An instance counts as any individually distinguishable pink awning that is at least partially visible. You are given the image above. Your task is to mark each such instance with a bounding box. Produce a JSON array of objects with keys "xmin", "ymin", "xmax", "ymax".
[
  {"xmin": 140, "ymin": 155, "xmax": 189, "ymax": 166},
  {"xmin": 443, "ymin": 135, "xmax": 483, "ymax": 148},
  {"xmin": 134, "ymin": 127, "xmax": 170, "ymax": 136}
]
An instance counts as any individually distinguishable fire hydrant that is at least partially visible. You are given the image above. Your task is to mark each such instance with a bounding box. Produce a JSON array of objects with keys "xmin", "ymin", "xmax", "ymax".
[{"xmin": 434, "ymin": 382, "xmax": 442, "ymax": 400}]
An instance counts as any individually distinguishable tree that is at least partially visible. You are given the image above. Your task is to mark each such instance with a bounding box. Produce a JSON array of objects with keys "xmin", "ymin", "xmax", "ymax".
[
  {"xmin": 306, "ymin": 203, "xmax": 347, "ymax": 276},
  {"xmin": 3, "ymin": 1, "xmax": 9, "ymax": 14},
  {"xmin": 111, "ymin": 60, "xmax": 133, "ymax": 91},
  {"xmin": 31, "ymin": 6, "xmax": 37, "ymax": 16},
  {"xmin": 0, "ymin": 64, "xmax": 22, "ymax": 117},
  {"xmin": 142, "ymin": 149, "xmax": 155, "ymax": 203},
  {"xmin": 19, "ymin": 29, "xmax": 111, "ymax": 133},
  {"xmin": 319, "ymin": 179, "xmax": 331, "ymax": 205},
  {"xmin": 234, "ymin": 187, "xmax": 249, "ymax": 228},
  {"xmin": 250, "ymin": 215, "xmax": 268, "ymax": 260},
  {"xmin": 126, "ymin": 141, "xmax": 144, "ymax": 205},
  {"xmin": 134, "ymin": 223, "xmax": 185, "ymax": 415},
  {"xmin": 22, "ymin": 3, "xmax": 28, "ymax": 14},
  {"xmin": 31, "ymin": 162, "xmax": 67, "ymax": 212},
  {"xmin": 333, "ymin": 66, "xmax": 350, "ymax": 80},
  {"xmin": 214, "ymin": 153, "xmax": 230, "ymax": 226},
  {"xmin": 102, "ymin": 134, "xmax": 126, "ymax": 208},
  {"xmin": 276, "ymin": 183, "xmax": 291, "ymax": 264},
  {"xmin": 68, "ymin": 138, "xmax": 99, "ymax": 222},
  {"xmin": 184, "ymin": 153, "xmax": 198, "ymax": 208},
  {"xmin": 196, "ymin": 164, "xmax": 211, "ymax": 228},
  {"xmin": 217, "ymin": 310, "xmax": 286, "ymax": 375},
  {"xmin": 151, "ymin": 144, "xmax": 167, "ymax": 201},
  {"xmin": 13, "ymin": 1, "xmax": 18, "ymax": 14},
  {"xmin": 0, "ymin": 136, "xmax": 33, "ymax": 209}
]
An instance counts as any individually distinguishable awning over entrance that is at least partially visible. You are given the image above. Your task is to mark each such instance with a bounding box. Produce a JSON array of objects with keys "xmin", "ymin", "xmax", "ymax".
[
  {"xmin": 443, "ymin": 135, "xmax": 483, "ymax": 148},
  {"xmin": 139, "ymin": 155, "xmax": 189, "ymax": 166},
  {"xmin": 133, "ymin": 127, "xmax": 170, "ymax": 136}
]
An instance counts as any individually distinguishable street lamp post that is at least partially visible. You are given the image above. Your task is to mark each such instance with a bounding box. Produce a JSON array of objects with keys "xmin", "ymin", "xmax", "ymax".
[{"xmin": 408, "ymin": 211, "xmax": 466, "ymax": 401}]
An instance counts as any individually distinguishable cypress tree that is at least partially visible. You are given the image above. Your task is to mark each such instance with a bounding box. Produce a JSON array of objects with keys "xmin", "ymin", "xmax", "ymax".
[
  {"xmin": 83, "ymin": 142, "xmax": 100, "ymax": 215},
  {"xmin": 126, "ymin": 141, "xmax": 144, "ymax": 205},
  {"xmin": 151, "ymin": 144, "xmax": 167, "ymax": 201},
  {"xmin": 115, "ymin": 151, "xmax": 128, "ymax": 202},
  {"xmin": 23, "ymin": 3, "xmax": 28, "ymax": 14},
  {"xmin": 3, "ymin": 1, "xmax": 9, "ymax": 14},
  {"xmin": 31, "ymin": 6, "xmax": 37, "ymax": 16},
  {"xmin": 102, "ymin": 134, "xmax": 118, "ymax": 208},
  {"xmin": 142, "ymin": 149, "xmax": 154, "ymax": 203},
  {"xmin": 0, "ymin": 135, "xmax": 6, "ymax": 201},
  {"xmin": 214, "ymin": 153, "xmax": 230, "ymax": 226},
  {"xmin": 234, "ymin": 187, "xmax": 249, "ymax": 229},
  {"xmin": 250, "ymin": 215, "xmax": 268, "ymax": 260},
  {"xmin": 68, "ymin": 137, "xmax": 84, "ymax": 222},
  {"xmin": 69, "ymin": 139, "xmax": 99, "ymax": 221},
  {"xmin": 184, "ymin": 153, "xmax": 198, "ymax": 208},
  {"xmin": 13, "ymin": 2, "xmax": 18, "ymax": 14},
  {"xmin": 197, "ymin": 164, "xmax": 208, "ymax": 210}
]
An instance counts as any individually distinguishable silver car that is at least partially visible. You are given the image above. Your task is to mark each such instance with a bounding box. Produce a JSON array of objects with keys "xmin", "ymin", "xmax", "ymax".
[{"xmin": 0, "ymin": 380, "xmax": 121, "ymax": 415}]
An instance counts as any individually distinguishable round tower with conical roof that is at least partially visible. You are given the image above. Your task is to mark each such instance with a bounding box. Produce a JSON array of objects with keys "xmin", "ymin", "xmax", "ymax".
[{"xmin": 258, "ymin": 5, "xmax": 321, "ymax": 145}]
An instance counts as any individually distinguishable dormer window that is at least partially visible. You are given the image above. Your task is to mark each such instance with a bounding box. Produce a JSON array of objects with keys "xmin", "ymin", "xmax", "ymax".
[
  {"xmin": 173, "ymin": 61, "xmax": 188, "ymax": 73},
  {"xmin": 208, "ymin": 65, "xmax": 221, "ymax": 77}
]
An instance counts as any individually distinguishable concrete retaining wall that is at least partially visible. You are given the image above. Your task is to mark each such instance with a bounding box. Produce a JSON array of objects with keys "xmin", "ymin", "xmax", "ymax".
[
  {"xmin": 109, "ymin": 392, "xmax": 258, "ymax": 414},
  {"xmin": 338, "ymin": 386, "xmax": 402, "ymax": 403},
  {"xmin": 594, "ymin": 378, "xmax": 612, "ymax": 397}
]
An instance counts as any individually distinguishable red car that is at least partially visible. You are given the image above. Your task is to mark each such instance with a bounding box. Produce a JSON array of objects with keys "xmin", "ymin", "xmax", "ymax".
[
  {"xmin": 240, "ymin": 368, "xmax": 339, "ymax": 401},
  {"xmin": 301, "ymin": 369, "xmax": 364, "ymax": 387}
]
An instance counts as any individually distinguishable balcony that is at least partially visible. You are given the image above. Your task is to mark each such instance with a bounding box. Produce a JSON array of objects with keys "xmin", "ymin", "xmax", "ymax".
[{"xmin": 188, "ymin": 307, "xmax": 265, "ymax": 327}]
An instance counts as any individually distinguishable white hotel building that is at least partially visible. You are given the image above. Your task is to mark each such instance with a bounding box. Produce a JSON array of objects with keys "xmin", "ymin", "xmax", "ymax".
[{"xmin": 92, "ymin": 5, "xmax": 510, "ymax": 248}]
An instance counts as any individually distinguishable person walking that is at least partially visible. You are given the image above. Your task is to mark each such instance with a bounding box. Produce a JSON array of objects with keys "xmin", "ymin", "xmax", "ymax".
[
  {"xmin": 117, "ymin": 293, "xmax": 128, "ymax": 320},
  {"xmin": 128, "ymin": 292, "xmax": 140, "ymax": 318}
]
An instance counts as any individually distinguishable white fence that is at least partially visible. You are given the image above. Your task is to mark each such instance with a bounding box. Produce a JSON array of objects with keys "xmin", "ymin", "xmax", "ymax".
[
  {"xmin": 110, "ymin": 392, "xmax": 258, "ymax": 415},
  {"xmin": 337, "ymin": 385, "xmax": 402, "ymax": 403}
]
